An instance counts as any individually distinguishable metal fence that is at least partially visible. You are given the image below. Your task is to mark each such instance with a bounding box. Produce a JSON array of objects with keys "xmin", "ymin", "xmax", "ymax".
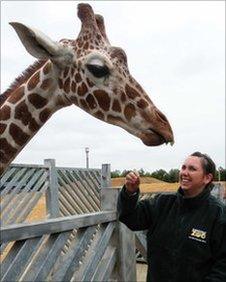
[
  {"xmin": 0, "ymin": 161, "xmax": 138, "ymax": 281},
  {"xmin": 0, "ymin": 160, "xmax": 102, "ymax": 227},
  {"xmin": 1, "ymin": 160, "xmax": 225, "ymax": 281}
]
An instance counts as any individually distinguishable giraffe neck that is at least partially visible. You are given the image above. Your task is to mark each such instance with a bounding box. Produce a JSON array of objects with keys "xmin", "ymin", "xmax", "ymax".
[{"xmin": 0, "ymin": 60, "xmax": 71, "ymax": 175}]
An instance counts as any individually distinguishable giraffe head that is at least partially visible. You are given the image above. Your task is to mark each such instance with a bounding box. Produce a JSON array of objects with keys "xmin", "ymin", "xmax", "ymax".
[{"xmin": 10, "ymin": 3, "xmax": 174, "ymax": 146}]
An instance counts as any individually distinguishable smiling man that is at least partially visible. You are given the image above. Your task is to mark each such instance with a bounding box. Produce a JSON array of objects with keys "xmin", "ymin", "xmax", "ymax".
[{"xmin": 117, "ymin": 152, "xmax": 226, "ymax": 282}]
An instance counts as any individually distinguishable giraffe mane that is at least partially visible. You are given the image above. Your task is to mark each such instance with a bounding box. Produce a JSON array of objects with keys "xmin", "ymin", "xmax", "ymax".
[{"xmin": 0, "ymin": 59, "xmax": 47, "ymax": 107}]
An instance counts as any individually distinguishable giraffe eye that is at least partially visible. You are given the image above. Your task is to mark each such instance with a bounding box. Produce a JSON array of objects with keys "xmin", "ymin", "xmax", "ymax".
[{"xmin": 86, "ymin": 64, "xmax": 109, "ymax": 78}]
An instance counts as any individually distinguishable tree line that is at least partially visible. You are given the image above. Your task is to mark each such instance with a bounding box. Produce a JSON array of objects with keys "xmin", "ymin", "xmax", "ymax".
[{"xmin": 111, "ymin": 167, "xmax": 226, "ymax": 183}]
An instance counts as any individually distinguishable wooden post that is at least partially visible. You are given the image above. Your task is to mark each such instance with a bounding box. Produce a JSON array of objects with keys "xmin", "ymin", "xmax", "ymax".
[
  {"xmin": 44, "ymin": 159, "xmax": 60, "ymax": 218},
  {"xmin": 101, "ymin": 163, "xmax": 111, "ymax": 189},
  {"xmin": 100, "ymin": 164, "xmax": 137, "ymax": 281}
]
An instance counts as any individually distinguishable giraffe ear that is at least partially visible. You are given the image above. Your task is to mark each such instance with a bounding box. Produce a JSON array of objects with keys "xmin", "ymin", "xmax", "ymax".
[
  {"xmin": 95, "ymin": 14, "xmax": 110, "ymax": 44},
  {"xmin": 9, "ymin": 22, "xmax": 73, "ymax": 64}
]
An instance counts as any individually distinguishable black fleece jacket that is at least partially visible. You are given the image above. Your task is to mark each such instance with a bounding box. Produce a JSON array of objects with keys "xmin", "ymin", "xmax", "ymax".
[{"xmin": 117, "ymin": 185, "xmax": 226, "ymax": 282}]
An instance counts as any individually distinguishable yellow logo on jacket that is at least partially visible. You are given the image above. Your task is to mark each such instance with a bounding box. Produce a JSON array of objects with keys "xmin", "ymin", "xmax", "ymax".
[{"xmin": 189, "ymin": 228, "xmax": 207, "ymax": 243}]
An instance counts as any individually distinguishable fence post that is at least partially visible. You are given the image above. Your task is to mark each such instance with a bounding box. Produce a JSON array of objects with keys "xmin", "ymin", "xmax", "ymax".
[
  {"xmin": 44, "ymin": 159, "xmax": 60, "ymax": 218},
  {"xmin": 100, "ymin": 164, "xmax": 137, "ymax": 281},
  {"xmin": 101, "ymin": 163, "xmax": 111, "ymax": 189}
]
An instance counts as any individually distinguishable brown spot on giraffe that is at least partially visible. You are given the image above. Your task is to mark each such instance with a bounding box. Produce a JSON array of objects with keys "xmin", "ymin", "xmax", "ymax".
[
  {"xmin": 64, "ymin": 77, "xmax": 70, "ymax": 94},
  {"xmin": 28, "ymin": 93, "xmax": 48, "ymax": 109},
  {"xmin": 107, "ymin": 115, "xmax": 124, "ymax": 125},
  {"xmin": 15, "ymin": 101, "xmax": 32, "ymax": 125},
  {"xmin": 86, "ymin": 94, "xmax": 96, "ymax": 110},
  {"xmin": 71, "ymin": 81, "xmax": 77, "ymax": 93},
  {"xmin": 84, "ymin": 42, "xmax": 89, "ymax": 50},
  {"xmin": 80, "ymin": 99, "xmax": 89, "ymax": 111},
  {"xmin": 0, "ymin": 123, "xmax": 7, "ymax": 134},
  {"xmin": 9, "ymin": 123, "xmax": 30, "ymax": 146},
  {"xmin": 56, "ymin": 96, "xmax": 67, "ymax": 108},
  {"xmin": 86, "ymin": 78, "xmax": 95, "ymax": 88},
  {"xmin": 0, "ymin": 105, "xmax": 11, "ymax": 120},
  {"xmin": 40, "ymin": 78, "xmax": 53, "ymax": 91},
  {"xmin": 63, "ymin": 67, "xmax": 70, "ymax": 78},
  {"xmin": 124, "ymin": 103, "xmax": 136, "ymax": 121},
  {"xmin": 77, "ymin": 82, "xmax": 88, "ymax": 96},
  {"xmin": 29, "ymin": 118, "xmax": 40, "ymax": 132},
  {"xmin": 77, "ymin": 39, "xmax": 83, "ymax": 48},
  {"xmin": 71, "ymin": 96, "xmax": 79, "ymax": 106},
  {"xmin": 134, "ymin": 82, "xmax": 144, "ymax": 94},
  {"xmin": 0, "ymin": 151, "xmax": 8, "ymax": 165},
  {"xmin": 125, "ymin": 84, "xmax": 140, "ymax": 99},
  {"xmin": 112, "ymin": 99, "xmax": 121, "ymax": 112},
  {"xmin": 70, "ymin": 68, "xmax": 75, "ymax": 77},
  {"xmin": 27, "ymin": 71, "xmax": 40, "ymax": 91},
  {"xmin": 120, "ymin": 91, "xmax": 126, "ymax": 102},
  {"xmin": 58, "ymin": 78, "xmax": 63, "ymax": 89},
  {"xmin": 43, "ymin": 62, "xmax": 52, "ymax": 75},
  {"xmin": 0, "ymin": 138, "xmax": 17, "ymax": 162},
  {"xmin": 7, "ymin": 86, "xmax": 25, "ymax": 104},
  {"xmin": 75, "ymin": 73, "xmax": 82, "ymax": 83},
  {"xmin": 94, "ymin": 110, "xmax": 104, "ymax": 120},
  {"xmin": 39, "ymin": 108, "xmax": 51, "ymax": 123},
  {"xmin": 93, "ymin": 90, "xmax": 110, "ymax": 111},
  {"xmin": 137, "ymin": 99, "xmax": 149, "ymax": 109}
]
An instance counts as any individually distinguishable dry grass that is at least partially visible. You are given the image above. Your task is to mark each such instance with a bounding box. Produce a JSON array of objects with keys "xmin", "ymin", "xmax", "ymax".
[
  {"xmin": 111, "ymin": 176, "xmax": 164, "ymax": 187},
  {"xmin": 112, "ymin": 176, "xmax": 178, "ymax": 193},
  {"xmin": 25, "ymin": 195, "xmax": 47, "ymax": 223}
]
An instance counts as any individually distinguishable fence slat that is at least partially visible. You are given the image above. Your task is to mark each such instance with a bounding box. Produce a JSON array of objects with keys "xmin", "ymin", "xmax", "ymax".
[
  {"xmin": 59, "ymin": 186, "xmax": 85, "ymax": 214},
  {"xmin": 27, "ymin": 231, "xmax": 72, "ymax": 281},
  {"xmin": 59, "ymin": 191, "xmax": 83, "ymax": 215},
  {"xmin": 81, "ymin": 222, "xmax": 115, "ymax": 281},
  {"xmin": 0, "ymin": 167, "xmax": 17, "ymax": 187},
  {"xmin": 1, "ymin": 169, "xmax": 46, "ymax": 214},
  {"xmin": 92, "ymin": 246, "xmax": 117, "ymax": 281},
  {"xmin": 53, "ymin": 225, "xmax": 98, "ymax": 281},
  {"xmin": 59, "ymin": 177, "xmax": 93, "ymax": 213},
  {"xmin": 71, "ymin": 170, "xmax": 100, "ymax": 207},
  {"xmin": 1, "ymin": 167, "xmax": 28, "ymax": 196},
  {"xmin": 58, "ymin": 170, "xmax": 99, "ymax": 212},
  {"xmin": 1, "ymin": 236, "xmax": 44, "ymax": 282}
]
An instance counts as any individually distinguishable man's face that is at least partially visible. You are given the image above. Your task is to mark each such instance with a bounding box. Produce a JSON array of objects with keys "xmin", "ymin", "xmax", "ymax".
[{"xmin": 179, "ymin": 156, "xmax": 212, "ymax": 197}]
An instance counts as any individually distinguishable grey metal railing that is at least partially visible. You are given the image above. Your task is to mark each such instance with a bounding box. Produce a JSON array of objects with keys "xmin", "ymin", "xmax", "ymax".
[{"xmin": 0, "ymin": 161, "xmax": 137, "ymax": 281}]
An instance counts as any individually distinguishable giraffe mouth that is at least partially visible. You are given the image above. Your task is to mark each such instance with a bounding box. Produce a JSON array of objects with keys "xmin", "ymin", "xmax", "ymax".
[{"xmin": 140, "ymin": 128, "xmax": 171, "ymax": 146}]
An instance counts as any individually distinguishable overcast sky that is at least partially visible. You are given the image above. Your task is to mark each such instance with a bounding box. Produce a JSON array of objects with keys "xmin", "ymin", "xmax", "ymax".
[{"xmin": 1, "ymin": 1, "xmax": 225, "ymax": 172}]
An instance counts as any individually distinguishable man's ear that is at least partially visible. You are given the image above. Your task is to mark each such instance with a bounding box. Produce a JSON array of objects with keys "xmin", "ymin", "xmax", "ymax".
[{"xmin": 10, "ymin": 22, "xmax": 73, "ymax": 65}]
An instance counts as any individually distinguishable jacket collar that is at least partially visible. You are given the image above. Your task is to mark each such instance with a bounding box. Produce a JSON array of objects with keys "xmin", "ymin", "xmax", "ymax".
[{"xmin": 176, "ymin": 183, "xmax": 213, "ymax": 208}]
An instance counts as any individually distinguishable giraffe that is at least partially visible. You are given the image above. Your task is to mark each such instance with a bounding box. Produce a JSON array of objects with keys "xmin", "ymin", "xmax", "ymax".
[{"xmin": 0, "ymin": 3, "xmax": 174, "ymax": 176}]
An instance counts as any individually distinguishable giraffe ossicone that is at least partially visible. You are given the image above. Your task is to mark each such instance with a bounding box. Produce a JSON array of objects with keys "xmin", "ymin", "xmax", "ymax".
[{"xmin": 0, "ymin": 3, "xmax": 174, "ymax": 176}]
